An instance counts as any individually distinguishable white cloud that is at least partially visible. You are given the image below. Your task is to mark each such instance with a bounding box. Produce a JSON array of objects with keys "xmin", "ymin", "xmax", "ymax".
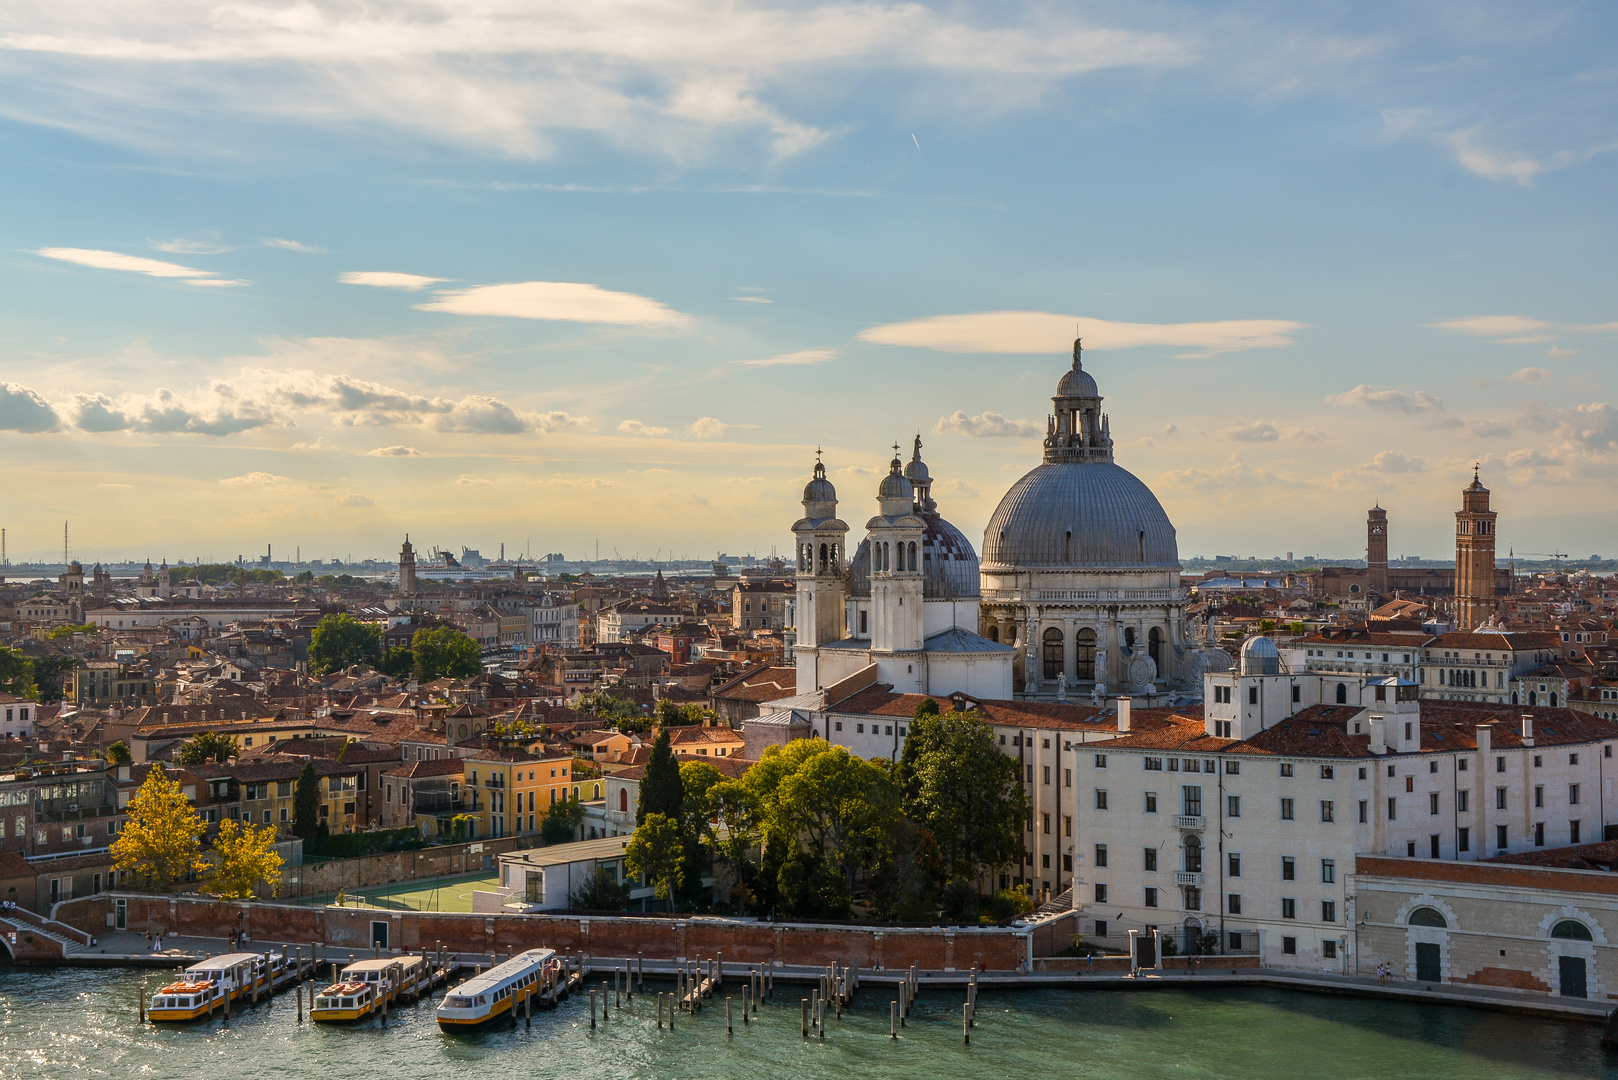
[
  {"xmin": 340, "ymin": 271, "xmax": 446, "ymax": 291},
  {"xmin": 417, "ymin": 281, "xmax": 687, "ymax": 326},
  {"xmin": 0, "ymin": 2, "xmax": 1192, "ymax": 163},
  {"xmin": 734, "ymin": 349, "xmax": 837, "ymax": 367},
  {"xmin": 1367, "ymin": 450, "xmax": 1425, "ymax": 474},
  {"xmin": 1547, "ymin": 346, "xmax": 1577, "ymax": 360},
  {"xmin": 35, "ymin": 246, "xmax": 242, "ymax": 286},
  {"xmin": 934, "ymin": 410, "xmax": 1041, "ymax": 438},
  {"xmin": 150, "ymin": 236, "xmax": 232, "ymax": 254},
  {"xmin": 366, "ymin": 445, "xmax": 423, "ymax": 456},
  {"xmin": 1162, "ymin": 457, "xmax": 1299, "ymax": 491},
  {"xmin": 731, "ymin": 296, "xmax": 773, "ymax": 304},
  {"xmin": 1506, "ymin": 367, "xmax": 1553, "ymax": 386},
  {"xmin": 861, "ymin": 312, "xmax": 1303, "ymax": 358},
  {"xmin": 219, "ymin": 471, "xmax": 293, "ymax": 486},
  {"xmin": 1324, "ymin": 384, "xmax": 1445, "ymax": 415},
  {"xmin": 1469, "ymin": 420, "xmax": 1513, "ymax": 439},
  {"xmin": 456, "ymin": 475, "xmax": 491, "ymax": 486},
  {"xmin": 0, "ymin": 384, "xmax": 62, "ymax": 432},
  {"xmin": 619, "ymin": 419, "xmax": 670, "ymax": 437},
  {"xmin": 1226, "ymin": 421, "xmax": 1278, "ymax": 442},
  {"xmin": 689, "ymin": 416, "xmax": 729, "ymax": 439},
  {"xmin": 263, "ymin": 237, "xmax": 323, "ymax": 252},
  {"xmin": 1430, "ymin": 316, "xmax": 1551, "ymax": 338},
  {"xmin": 337, "ymin": 493, "xmax": 374, "ymax": 507}
]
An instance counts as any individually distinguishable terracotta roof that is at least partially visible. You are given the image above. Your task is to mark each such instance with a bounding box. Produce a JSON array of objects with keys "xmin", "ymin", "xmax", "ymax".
[
  {"xmin": 383, "ymin": 759, "xmax": 465, "ymax": 779},
  {"xmin": 1486, "ymin": 839, "xmax": 1618, "ymax": 870},
  {"xmin": 1428, "ymin": 631, "xmax": 1560, "ymax": 651}
]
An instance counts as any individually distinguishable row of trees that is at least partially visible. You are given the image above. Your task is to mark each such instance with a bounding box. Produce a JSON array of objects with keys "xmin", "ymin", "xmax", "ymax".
[
  {"xmin": 307, "ymin": 613, "xmax": 481, "ymax": 680},
  {"xmin": 111, "ymin": 766, "xmax": 285, "ymax": 898},
  {"xmin": 621, "ymin": 700, "xmax": 1032, "ymax": 922}
]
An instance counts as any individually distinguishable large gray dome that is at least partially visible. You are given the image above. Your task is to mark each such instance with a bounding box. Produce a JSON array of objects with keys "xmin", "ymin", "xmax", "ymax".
[
  {"xmin": 850, "ymin": 512, "xmax": 981, "ymax": 600},
  {"xmin": 982, "ymin": 461, "xmax": 1179, "ymax": 570}
]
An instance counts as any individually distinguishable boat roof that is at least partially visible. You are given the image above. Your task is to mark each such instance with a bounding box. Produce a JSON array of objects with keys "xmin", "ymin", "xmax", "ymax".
[
  {"xmin": 341, "ymin": 957, "xmax": 425, "ymax": 973},
  {"xmin": 186, "ymin": 953, "xmax": 266, "ymax": 970},
  {"xmin": 451, "ymin": 949, "xmax": 554, "ymax": 996}
]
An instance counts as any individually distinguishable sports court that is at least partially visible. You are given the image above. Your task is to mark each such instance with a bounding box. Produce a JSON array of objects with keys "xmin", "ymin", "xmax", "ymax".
[{"xmin": 299, "ymin": 872, "xmax": 502, "ymax": 913}]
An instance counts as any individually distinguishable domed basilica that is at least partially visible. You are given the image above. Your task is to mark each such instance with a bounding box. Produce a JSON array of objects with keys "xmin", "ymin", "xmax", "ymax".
[{"xmin": 791, "ymin": 337, "xmax": 1189, "ymax": 702}]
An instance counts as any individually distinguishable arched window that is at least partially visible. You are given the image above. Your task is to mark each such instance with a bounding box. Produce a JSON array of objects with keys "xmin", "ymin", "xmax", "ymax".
[
  {"xmin": 1075, "ymin": 628, "xmax": 1096, "ymax": 680},
  {"xmin": 1529, "ymin": 691, "xmax": 1537, "ymax": 706},
  {"xmin": 1124, "ymin": 626, "xmax": 1136, "ymax": 651},
  {"xmin": 619, "ymin": 788, "xmax": 628, "ymax": 813},
  {"xmin": 1408, "ymin": 907, "xmax": 1447, "ymax": 928},
  {"xmin": 1042, "ymin": 627, "xmax": 1064, "ymax": 680},
  {"xmin": 819, "ymin": 543, "xmax": 828, "ymax": 574},
  {"xmin": 1183, "ymin": 835, "xmax": 1202, "ymax": 873},
  {"xmin": 1550, "ymin": 692, "xmax": 1559, "ymax": 707},
  {"xmin": 908, "ymin": 542, "xmax": 917, "ymax": 571},
  {"xmin": 1336, "ymin": 683, "xmax": 1348, "ymax": 704},
  {"xmin": 987, "ymin": 625, "xmax": 999, "ymax": 643},
  {"xmin": 1148, "ymin": 627, "xmax": 1163, "ymax": 674},
  {"xmin": 1512, "ymin": 691, "xmax": 1519, "ymax": 704},
  {"xmin": 1551, "ymin": 920, "xmax": 1592, "ymax": 941},
  {"xmin": 593, "ymin": 783, "xmax": 601, "ymax": 799}
]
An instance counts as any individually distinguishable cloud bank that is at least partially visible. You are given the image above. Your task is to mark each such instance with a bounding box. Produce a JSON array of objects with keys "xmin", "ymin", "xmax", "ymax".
[{"xmin": 861, "ymin": 312, "xmax": 1304, "ymax": 358}]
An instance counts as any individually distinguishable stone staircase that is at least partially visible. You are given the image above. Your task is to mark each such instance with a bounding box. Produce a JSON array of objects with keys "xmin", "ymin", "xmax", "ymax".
[
  {"xmin": 0, "ymin": 907, "xmax": 95, "ymax": 958},
  {"xmin": 1033, "ymin": 888, "xmax": 1073, "ymax": 918}
]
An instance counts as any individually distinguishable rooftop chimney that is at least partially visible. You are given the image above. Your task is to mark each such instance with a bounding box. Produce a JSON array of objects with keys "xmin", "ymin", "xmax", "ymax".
[
  {"xmin": 1117, "ymin": 696, "xmax": 1132, "ymax": 733},
  {"xmin": 1520, "ymin": 714, "xmax": 1534, "ymax": 747},
  {"xmin": 1476, "ymin": 723, "xmax": 1492, "ymax": 760},
  {"xmin": 1368, "ymin": 714, "xmax": 1386, "ymax": 755}
]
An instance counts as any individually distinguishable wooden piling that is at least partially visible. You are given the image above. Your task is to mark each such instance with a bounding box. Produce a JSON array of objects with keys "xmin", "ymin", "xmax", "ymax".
[
  {"xmin": 525, "ymin": 983, "xmax": 532, "ymax": 1027},
  {"xmin": 726, "ymin": 996, "xmax": 733, "ymax": 1035},
  {"xmin": 962, "ymin": 1002, "xmax": 970, "ymax": 1045},
  {"xmin": 297, "ymin": 975, "xmax": 304, "ymax": 1023},
  {"xmin": 657, "ymin": 992, "xmax": 664, "ymax": 1029},
  {"xmin": 742, "ymin": 986, "xmax": 749, "ymax": 1024},
  {"xmin": 818, "ymin": 999, "xmax": 824, "ymax": 1041},
  {"xmin": 890, "ymin": 1001, "xmax": 897, "ymax": 1039},
  {"xmin": 589, "ymin": 989, "xmax": 597, "ymax": 1029},
  {"xmin": 138, "ymin": 986, "xmax": 146, "ymax": 1024},
  {"xmin": 801, "ymin": 999, "xmax": 809, "ymax": 1037},
  {"xmin": 637, "ymin": 952, "xmax": 643, "ymax": 992}
]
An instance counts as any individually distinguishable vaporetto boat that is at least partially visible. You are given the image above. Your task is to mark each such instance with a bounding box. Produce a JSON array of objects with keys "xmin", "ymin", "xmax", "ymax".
[
  {"xmin": 435, "ymin": 949, "xmax": 555, "ymax": 1032},
  {"xmin": 311, "ymin": 956, "xmax": 429, "ymax": 1024},
  {"xmin": 147, "ymin": 952, "xmax": 288, "ymax": 1022}
]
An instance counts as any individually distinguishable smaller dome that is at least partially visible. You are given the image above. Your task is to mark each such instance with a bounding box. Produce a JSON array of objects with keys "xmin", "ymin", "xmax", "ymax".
[
  {"xmin": 1241, "ymin": 635, "xmax": 1280, "ymax": 676},
  {"xmin": 1057, "ymin": 363, "xmax": 1098, "ymax": 399},
  {"xmin": 803, "ymin": 459, "xmax": 837, "ymax": 504},
  {"xmin": 878, "ymin": 455, "xmax": 913, "ymax": 500}
]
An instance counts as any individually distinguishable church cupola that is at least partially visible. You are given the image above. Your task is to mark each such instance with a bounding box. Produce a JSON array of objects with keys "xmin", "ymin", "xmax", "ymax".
[
  {"xmin": 903, "ymin": 434, "xmax": 936, "ymax": 513},
  {"xmin": 1045, "ymin": 337, "xmax": 1112, "ymax": 464},
  {"xmin": 791, "ymin": 451, "xmax": 850, "ymax": 657}
]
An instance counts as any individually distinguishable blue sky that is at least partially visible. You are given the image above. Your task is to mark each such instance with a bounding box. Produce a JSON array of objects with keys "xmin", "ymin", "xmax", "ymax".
[{"xmin": 1, "ymin": 1, "xmax": 1614, "ymax": 564}]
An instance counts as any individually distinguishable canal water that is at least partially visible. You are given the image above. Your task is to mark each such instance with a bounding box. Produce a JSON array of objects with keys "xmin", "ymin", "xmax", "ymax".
[{"xmin": 0, "ymin": 965, "xmax": 1612, "ymax": 1079}]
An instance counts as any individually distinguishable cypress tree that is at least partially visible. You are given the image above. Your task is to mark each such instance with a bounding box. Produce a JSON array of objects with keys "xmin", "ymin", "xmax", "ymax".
[
  {"xmin": 637, "ymin": 727, "xmax": 683, "ymax": 826},
  {"xmin": 292, "ymin": 762, "xmax": 321, "ymax": 841}
]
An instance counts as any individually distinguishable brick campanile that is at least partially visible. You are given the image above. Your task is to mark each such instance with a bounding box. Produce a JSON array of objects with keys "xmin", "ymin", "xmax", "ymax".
[
  {"xmin": 1454, "ymin": 467, "xmax": 1497, "ymax": 630},
  {"xmin": 1367, "ymin": 505, "xmax": 1388, "ymax": 594}
]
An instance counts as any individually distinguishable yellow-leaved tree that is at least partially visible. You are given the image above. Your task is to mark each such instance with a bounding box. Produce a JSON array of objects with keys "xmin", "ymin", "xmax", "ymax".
[
  {"xmin": 206, "ymin": 818, "xmax": 285, "ymax": 899},
  {"xmin": 112, "ymin": 765, "xmax": 206, "ymax": 889}
]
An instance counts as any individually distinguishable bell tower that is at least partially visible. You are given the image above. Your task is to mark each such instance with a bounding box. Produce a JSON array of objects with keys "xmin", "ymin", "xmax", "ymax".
[
  {"xmin": 792, "ymin": 453, "xmax": 849, "ymax": 691},
  {"xmin": 867, "ymin": 447, "xmax": 925, "ymax": 691},
  {"xmin": 1367, "ymin": 505, "xmax": 1388, "ymax": 594},
  {"xmin": 1454, "ymin": 467, "xmax": 1497, "ymax": 630}
]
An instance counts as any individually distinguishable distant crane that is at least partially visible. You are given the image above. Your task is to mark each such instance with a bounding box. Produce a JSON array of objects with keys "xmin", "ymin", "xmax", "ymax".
[{"xmin": 1520, "ymin": 551, "xmax": 1570, "ymax": 572}]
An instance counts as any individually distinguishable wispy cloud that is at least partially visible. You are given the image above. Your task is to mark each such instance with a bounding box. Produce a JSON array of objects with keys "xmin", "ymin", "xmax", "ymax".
[
  {"xmin": 861, "ymin": 312, "xmax": 1304, "ymax": 358},
  {"xmin": 264, "ymin": 237, "xmax": 323, "ymax": 253},
  {"xmin": 340, "ymin": 271, "xmax": 446, "ymax": 291},
  {"xmin": 934, "ymin": 410, "xmax": 1040, "ymax": 438},
  {"xmin": 417, "ymin": 281, "xmax": 688, "ymax": 326},
  {"xmin": 1224, "ymin": 421, "xmax": 1325, "ymax": 443},
  {"xmin": 35, "ymin": 246, "xmax": 245, "ymax": 286},
  {"xmin": 150, "ymin": 235, "xmax": 232, "ymax": 255},
  {"xmin": 336, "ymin": 493, "xmax": 374, "ymax": 507},
  {"xmin": 366, "ymin": 445, "xmax": 423, "ymax": 456},
  {"xmin": 1429, "ymin": 316, "xmax": 1618, "ymax": 345},
  {"xmin": 618, "ymin": 419, "xmax": 670, "ymax": 437},
  {"xmin": 1324, "ymin": 384, "xmax": 1445, "ymax": 415},
  {"xmin": 735, "ymin": 349, "xmax": 837, "ymax": 367}
]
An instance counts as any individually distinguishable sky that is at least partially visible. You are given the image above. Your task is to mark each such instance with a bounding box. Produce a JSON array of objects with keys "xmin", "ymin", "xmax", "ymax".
[{"xmin": 1, "ymin": 1, "xmax": 1615, "ymax": 565}]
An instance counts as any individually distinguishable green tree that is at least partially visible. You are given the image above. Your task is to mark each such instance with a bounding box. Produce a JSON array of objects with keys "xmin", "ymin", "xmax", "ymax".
[
  {"xmin": 637, "ymin": 727, "xmax": 682, "ymax": 825},
  {"xmin": 411, "ymin": 626, "xmax": 481, "ymax": 680},
  {"xmin": 48, "ymin": 623, "xmax": 99, "ymax": 639},
  {"xmin": 893, "ymin": 697, "xmax": 941, "ymax": 803},
  {"xmin": 576, "ymin": 691, "xmax": 644, "ymax": 728},
  {"xmin": 568, "ymin": 865, "xmax": 631, "ymax": 911},
  {"xmin": 112, "ymin": 765, "xmax": 206, "ymax": 888},
  {"xmin": 378, "ymin": 645, "xmax": 415, "ymax": 678},
  {"xmin": 654, "ymin": 698, "xmax": 721, "ymax": 727},
  {"xmin": 31, "ymin": 654, "xmax": 79, "ymax": 704},
  {"xmin": 105, "ymin": 741, "xmax": 132, "ymax": 765},
  {"xmin": 178, "ymin": 730, "xmax": 239, "ymax": 766},
  {"xmin": 205, "ymin": 817, "xmax": 285, "ymax": 898},
  {"xmin": 292, "ymin": 762, "xmax": 321, "ymax": 841},
  {"xmin": 905, "ymin": 709, "xmax": 1028, "ymax": 888},
  {"xmin": 625, "ymin": 812, "xmax": 684, "ymax": 912},
  {"xmin": 541, "ymin": 793, "xmax": 585, "ymax": 844},
  {"xmin": 705, "ymin": 779, "xmax": 762, "ymax": 912},
  {"xmin": 0, "ymin": 648, "xmax": 37, "ymax": 698},
  {"xmin": 308, "ymin": 613, "xmax": 383, "ymax": 675}
]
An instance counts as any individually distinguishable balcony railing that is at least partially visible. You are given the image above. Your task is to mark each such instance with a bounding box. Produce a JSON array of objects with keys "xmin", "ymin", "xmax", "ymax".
[
  {"xmin": 1174, "ymin": 815, "xmax": 1205, "ymax": 831},
  {"xmin": 1174, "ymin": 871, "xmax": 1204, "ymax": 888}
]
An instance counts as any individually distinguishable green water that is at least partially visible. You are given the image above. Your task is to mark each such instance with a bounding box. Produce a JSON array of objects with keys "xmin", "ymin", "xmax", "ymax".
[{"xmin": 0, "ymin": 965, "xmax": 1612, "ymax": 1079}]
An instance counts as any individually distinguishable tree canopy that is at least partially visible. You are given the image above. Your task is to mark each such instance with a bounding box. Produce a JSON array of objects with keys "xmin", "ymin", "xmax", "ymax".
[
  {"xmin": 178, "ymin": 730, "xmax": 239, "ymax": 766},
  {"xmin": 206, "ymin": 818, "xmax": 285, "ymax": 898},
  {"xmin": 541, "ymin": 793, "xmax": 584, "ymax": 844},
  {"xmin": 308, "ymin": 613, "xmax": 383, "ymax": 675},
  {"xmin": 48, "ymin": 623, "xmax": 99, "ymax": 639},
  {"xmin": 637, "ymin": 727, "xmax": 683, "ymax": 826},
  {"xmin": 625, "ymin": 812, "xmax": 683, "ymax": 911},
  {"xmin": 0, "ymin": 648, "xmax": 37, "ymax": 698},
  {"xmin": 569, "ymin": 865, "xmax": 631, "ymax": 911},
  {"xmin": 112, "ymin": 765, "xmax": 206, "ymax": 888},
  {"xmin": 30, "ymin": 654, "xmax": 79, "ymax": 704},
  {"xmin": 105, "ymin": 741, "xmax": 132, "ymax": 765},
  {"xmin": 902, "ymin": 706, "xmax": 1028, "ymax": 886},
  {"xmin": 411, "ymin": 626, "xmax": 481, "ymax": 680},
  {"xmin": 292, "ymin": 762, "xmax": 321, "ymax": 841}
]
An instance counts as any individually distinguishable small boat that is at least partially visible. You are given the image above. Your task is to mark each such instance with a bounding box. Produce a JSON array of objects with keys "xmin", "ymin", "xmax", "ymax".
[
  {"xmin": 147, "ymin": 952, "xmax": 286, "ymax": 1022},
  {"xmin": 311, "ymin": 957, "xmax": 429, "ymax": 1024},
  {"xmin": 436, "ymin": 949, "xmax": 555, "ymax": 1032}
]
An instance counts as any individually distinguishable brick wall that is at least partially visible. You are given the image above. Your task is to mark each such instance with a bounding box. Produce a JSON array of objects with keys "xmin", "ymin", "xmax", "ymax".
[{"xmin": 63, "ymin": 894, "xmax": 1030, "ymax": 971}]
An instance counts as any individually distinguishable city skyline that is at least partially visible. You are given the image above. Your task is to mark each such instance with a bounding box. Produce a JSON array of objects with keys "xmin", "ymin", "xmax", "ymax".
[{"xmin": 2, "ymin": 1, "xmax": 1616, "ymax": 561}]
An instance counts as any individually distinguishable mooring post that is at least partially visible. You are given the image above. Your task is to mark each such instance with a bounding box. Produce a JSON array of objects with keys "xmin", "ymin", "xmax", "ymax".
[
  {"xmin": 818, "ymin": 999, "xmax": 825, "ymax": 1041},
  {"xmin": 138, "ymin": 986, "xmax": 146, "ymax": 1024},
  {"xmin": 963, "ymin": 1002, "xmax": 970, "ymax": 1045},
  {"xmin": 742, "ymin": 985, "xmax": 749, "ymax": 1024},
  {"xmin": 727, "ymin": 996, "xmax": 733, "ymax": 1035},
  {"xmin": 590, "ymin": 989, "xmax": 597, "ymax": 1029},
  {"xmin": 525, "ymin": 983, "xmax": 532, "ymax": 1027},
  {"xmin": 637, "ymin": 952, "xmax": 644, "ymax": 992},
  {"xmin": 801, "ymin": 998, "xmax": 809, "ymax": 1037},
  {"xmin": 890, "ymin": 1001, "xmax": 897, "ymax": 1039}
]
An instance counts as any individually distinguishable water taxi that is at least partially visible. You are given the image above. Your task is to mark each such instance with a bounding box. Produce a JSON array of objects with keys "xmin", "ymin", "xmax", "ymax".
[
  {"xmin": 147, "ymin": 952, "xmax": 286, "ymax": 1022},
  {"xmin": 311, "ymin": 957, "xmax": 430, "ymax": 1024},
  {"xmin": 436, "ymin": 949, "xmax": 555, "ymax": 1032}
]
